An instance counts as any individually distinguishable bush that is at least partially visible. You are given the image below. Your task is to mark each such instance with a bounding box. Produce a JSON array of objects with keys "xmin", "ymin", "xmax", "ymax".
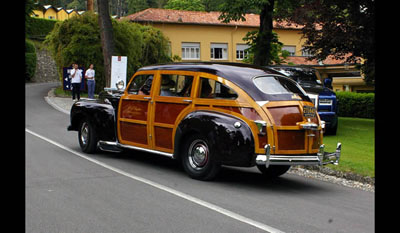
[
  {"xmin": 25, "ymin": 40, "xmax": 37, "ymax": 81},
  {"xmin": 26, "ymin": 17, "xmax": 58, "ymax": 40},
  {"xmin": 45, "ymin": 12, "xmax": 172, "ymax": 93},
  {"xmin": 336, "ymin": 92, "xmax": 374, "ymax": 119}
]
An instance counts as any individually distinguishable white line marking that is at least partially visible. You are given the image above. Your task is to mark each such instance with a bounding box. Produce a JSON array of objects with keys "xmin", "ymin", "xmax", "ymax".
[{"xmin": 26, "ymin": 128, "xmax": 285, "ymax": 233}]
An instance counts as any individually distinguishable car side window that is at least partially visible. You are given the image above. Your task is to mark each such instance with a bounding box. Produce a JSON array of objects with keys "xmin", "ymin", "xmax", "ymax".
[
  {"xmin": 127, "ymin": 75, "xmax": 153, "ymax": 95},
  {"xmin": 159, "ymin": 74, "xmax": 193, "ymax": 97},
  {"xmin": 199, "ymin": 77, "xmax": 238, "ymax": 99}
]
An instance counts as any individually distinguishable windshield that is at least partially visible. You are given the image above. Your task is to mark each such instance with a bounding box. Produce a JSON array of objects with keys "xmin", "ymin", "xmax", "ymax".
[
  {"xmin": 253, "ymin": 75, "xmax": 310, "ymax": 101},
  {"xmin": 274, "ymin": 67, "xmax": 322, "ymax": 85}
]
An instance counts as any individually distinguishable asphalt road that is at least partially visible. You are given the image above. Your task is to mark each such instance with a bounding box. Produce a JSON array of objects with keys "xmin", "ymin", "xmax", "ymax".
[{"xmin": 26, "ymin": 82, "xmax": 374, "ymax": 233}]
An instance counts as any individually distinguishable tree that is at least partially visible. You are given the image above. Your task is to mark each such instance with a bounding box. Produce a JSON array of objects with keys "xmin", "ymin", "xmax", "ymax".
[
  {"xmin": 98, "ymin": 0, "xmax": 115, "ymax": 88},
  {"xmin": 164, "ymin": 0, "xmax": 205, "ymax": 11},
  {"xmin": 219, "ymin": 0, "xmax": 275, "ymax": 66},
  {"xmin": 127, "ymin": 0, "xmax": 149, "ymax": 14},
  {"xmin": 45, "ymin": 12, "xmax": 172, "ymax": 92},
  {"xmin": 87, "ymin": 0, "xmax": 94, "ymax": 11},
  {"xmin": 277, "ymin": 0, "xmax": 375, "ymax": 84}
]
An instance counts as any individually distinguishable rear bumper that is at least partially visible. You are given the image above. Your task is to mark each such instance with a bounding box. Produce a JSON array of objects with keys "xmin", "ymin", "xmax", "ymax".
[{"xmin": 255, "ymin": 143, "xmax": 341, "ymax": 168}]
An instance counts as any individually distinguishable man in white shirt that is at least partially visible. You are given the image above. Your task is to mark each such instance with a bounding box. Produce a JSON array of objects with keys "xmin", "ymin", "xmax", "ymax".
[
  {"xmin": 71, "ymin": 63, "xmax": 82, "ymax": 101},
  {"xmin": 85, "ymin": 64, "xmax": 95, "ymax": 99}
]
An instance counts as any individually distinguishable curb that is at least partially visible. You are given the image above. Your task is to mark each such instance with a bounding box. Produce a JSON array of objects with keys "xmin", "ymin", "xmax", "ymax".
[{"xmin": 45, "ymin": 88, "xmax": 70, "ymax": 115}]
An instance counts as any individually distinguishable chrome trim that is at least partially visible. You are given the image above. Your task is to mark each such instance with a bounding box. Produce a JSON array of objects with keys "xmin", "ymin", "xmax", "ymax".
[
  {"xmin": 119, "ymin": 143, "xmax": 174, "ymax": 158},
  {"xmin": 255, "ymin": 142, "xmax": 341, "ymax": 167},
  {"xmin": 320, "ymin": 120, "xmax": 326, "ymax": 129},
  {"xmin": 98, "ymin": 140, "xmax": 174, "ymax": 158},
  {"xmin": 234, "ymin": 122, "xmax": 241, "ymax": 128},
  {"xmin": 299, "ymin": 122, "xmax": 319, "ymax": 130}
]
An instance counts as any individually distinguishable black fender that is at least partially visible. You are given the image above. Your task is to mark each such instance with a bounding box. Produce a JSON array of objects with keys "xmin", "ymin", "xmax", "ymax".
[
  {"xmin": 68, "ymin": 99, "xmax": 118, "ymax": 142},
  {"xmin": 174, "ymin": 110, "xmax": 255, "ymax": 167}
]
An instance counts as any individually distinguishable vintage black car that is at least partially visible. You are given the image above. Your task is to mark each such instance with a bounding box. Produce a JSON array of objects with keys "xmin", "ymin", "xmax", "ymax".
[{"xmin": 68, "ymin": 62, "xmax": 341, "ymax": 180}]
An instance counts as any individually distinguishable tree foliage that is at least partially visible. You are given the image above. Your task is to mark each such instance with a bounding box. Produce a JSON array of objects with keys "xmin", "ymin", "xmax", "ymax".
[
  {"xmin": 219, "ymin": 0, "xmax": 276, "ymax": 66},
  {"xmin": 276, "ymin": 0, "xmax": 375, "ymax": 84},
  {"xmin": 44, "ymin": 11, "xmax": 171, "ymax": 92},
  {"xmin": 219, "ymin": 0, "xmax": 375, "ymax": 84},
  {"xmin": 164, "ymin": 0, "xmax": 205, "ymax": 11}
]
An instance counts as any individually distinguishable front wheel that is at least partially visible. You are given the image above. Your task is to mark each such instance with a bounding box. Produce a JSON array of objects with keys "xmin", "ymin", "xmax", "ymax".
[
  {"xmin": 78, "ymin": 118, "xmax": 98, "ymax": 154},
  {"xmin": 181, "ymin": 134, "xmax": 221, "ymax": 181},
  {"xmin": 257, "ymin": 165, "xmax": 291, "ymax": 178}
]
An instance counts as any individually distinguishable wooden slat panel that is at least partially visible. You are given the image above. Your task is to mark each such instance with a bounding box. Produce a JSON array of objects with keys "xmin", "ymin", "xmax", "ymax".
[{"xmin": 120, "ymin": 121, "xmax": 147, "ymax": 145}]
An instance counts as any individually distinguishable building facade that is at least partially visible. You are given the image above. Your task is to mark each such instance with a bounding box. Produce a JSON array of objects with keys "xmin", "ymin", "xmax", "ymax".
[
  {"xmin": 125, "ymin": 8, "xmax": 373, "ymax": 92},
  {"xmin": 32, "ymin": 5, "xmax": 81, "ymax": 21}
]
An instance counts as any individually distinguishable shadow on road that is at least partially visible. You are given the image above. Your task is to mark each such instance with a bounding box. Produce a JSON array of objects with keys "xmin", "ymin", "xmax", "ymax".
[{"xmin": 89, "ymin": 148, "xmax": 330, "ymax": 194}]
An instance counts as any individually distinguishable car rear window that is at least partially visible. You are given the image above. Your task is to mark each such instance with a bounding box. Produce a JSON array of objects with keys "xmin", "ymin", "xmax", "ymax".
[{"xmin": 253, "ymin": 76, "xmax": 309, "ymax": 101}]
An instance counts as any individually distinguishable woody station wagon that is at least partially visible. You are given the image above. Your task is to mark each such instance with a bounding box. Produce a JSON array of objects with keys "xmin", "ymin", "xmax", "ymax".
[{"xmin": 68, "ymin": 62, "xmax": 341, "ymax": 180}]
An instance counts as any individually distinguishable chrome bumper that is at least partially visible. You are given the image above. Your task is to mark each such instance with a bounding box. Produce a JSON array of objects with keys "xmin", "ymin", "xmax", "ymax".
[{"xmin": 255, "ymin": 143, "xmax": 341, "ymax": 168}]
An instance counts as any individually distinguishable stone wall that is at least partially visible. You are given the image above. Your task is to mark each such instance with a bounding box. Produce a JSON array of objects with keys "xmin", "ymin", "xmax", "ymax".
[{"xmin": 32, "ymin": 47, "xmax": 59, "ymax": 83}]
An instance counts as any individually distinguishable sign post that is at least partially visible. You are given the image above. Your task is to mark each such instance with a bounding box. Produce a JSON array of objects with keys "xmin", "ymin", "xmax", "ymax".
[{"xmin": 110, "ymin": 56, "xmax": 127, "ymax": 90}]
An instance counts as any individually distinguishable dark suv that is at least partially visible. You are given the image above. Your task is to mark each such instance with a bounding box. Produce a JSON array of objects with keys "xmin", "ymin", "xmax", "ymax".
[{"xmin": 268, "ymin": 66, "xmax": 338, "ymax": 135}]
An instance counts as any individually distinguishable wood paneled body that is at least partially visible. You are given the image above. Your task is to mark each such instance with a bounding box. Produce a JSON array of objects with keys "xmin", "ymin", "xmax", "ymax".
[{"xmin": 117, "ymin": 68, "xmax": 323, "ymax": 159}]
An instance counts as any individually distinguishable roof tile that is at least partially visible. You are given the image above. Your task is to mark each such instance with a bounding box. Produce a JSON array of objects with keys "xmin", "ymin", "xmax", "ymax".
[{"xmin": 124, "ymin": 8, "xmax": 303, "ymax": 29}]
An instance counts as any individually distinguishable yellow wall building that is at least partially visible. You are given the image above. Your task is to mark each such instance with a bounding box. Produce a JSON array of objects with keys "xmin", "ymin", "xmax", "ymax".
[
  {"xmin": 32, "ymin": 5, "xmax": 81, "ymax": 21},
  {"xmin": 125, "ymin": 8, "xmax": 373, "ymax": 92}
]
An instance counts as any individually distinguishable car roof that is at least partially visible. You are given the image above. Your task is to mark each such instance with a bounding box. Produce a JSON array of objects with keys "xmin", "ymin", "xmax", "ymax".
[
  {"xmin": 266, "ymin": 65, "xmax": 316, "ymax": 72},
  {"xmin": 138, "ymin": 62, "xmax": 285, "ymax": 101}
]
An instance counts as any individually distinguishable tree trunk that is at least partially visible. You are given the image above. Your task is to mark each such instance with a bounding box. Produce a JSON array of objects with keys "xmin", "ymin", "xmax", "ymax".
[
  {"xmin": 253, "ymin": 0, "xmax": 274, "ymax": 66},
  {"xmin": 87, "ymin": 0, "xmax": 94, "ymax": 11},
  {"xmin": 97, "ymin": 0, "xmax": 115, "ymax": 88}
]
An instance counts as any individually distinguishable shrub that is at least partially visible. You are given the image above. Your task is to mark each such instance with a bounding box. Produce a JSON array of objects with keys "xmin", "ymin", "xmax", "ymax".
[
  {"xmin": 45, "ymin": 12, "xmax": 172, "ymax": 93},
  {"xmin": 25, "ymin": 40, "xmax": 37, "ymax": 81},
  {"xmin": 26, "ymin": 17, "xmax": 58, "ymax": 40},
  {"xmin": 336, "ymin": 92, "xmax": 374, "ymax": 119}
]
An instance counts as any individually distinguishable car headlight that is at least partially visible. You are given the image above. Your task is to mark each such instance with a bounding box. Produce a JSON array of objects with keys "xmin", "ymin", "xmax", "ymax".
[{"xmin": 116, "ymin": 79, "xmax": 124, "ymax": 90}]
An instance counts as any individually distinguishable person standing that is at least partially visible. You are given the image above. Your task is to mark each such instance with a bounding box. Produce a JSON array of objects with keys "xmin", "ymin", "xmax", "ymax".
[
  {"xmin": 71, "ymin": 63, "xmax": 82, "ymax": 101},
  {"xmin": 85, "ymin": 64, "xmax": 95, "ymax": 99}
]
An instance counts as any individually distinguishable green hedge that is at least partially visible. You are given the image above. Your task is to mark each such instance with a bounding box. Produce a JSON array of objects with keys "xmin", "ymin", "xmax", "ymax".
[
  {"xmin": 26, "ymin": 17, "xmax": 58, "ymax": 40},
  {"xmin": 25, "ymin": 40, "xmax": 37, "ymax": 81},
  {"xmin": 336, "ymin": 92, "xmax": 374, "ymax": 119}
]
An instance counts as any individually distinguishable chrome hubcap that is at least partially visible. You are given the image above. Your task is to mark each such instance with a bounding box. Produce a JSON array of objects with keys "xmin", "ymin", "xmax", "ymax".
[
  {"xmin": 80, "ymin": 122, "xmax": 89, "ymax": 146},
  {"xmin": 188, "ymin": 139, "xmax": 209, "ymax": 170}
]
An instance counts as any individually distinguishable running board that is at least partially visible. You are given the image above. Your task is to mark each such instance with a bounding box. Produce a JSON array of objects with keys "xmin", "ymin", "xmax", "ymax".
[
  {"xmin": 98, "ymin": 141, "xmax": 123, "ymax": 153},
  {"xmin": 98, "ymin": 140, "xmax": 174, "ymax": 159}
]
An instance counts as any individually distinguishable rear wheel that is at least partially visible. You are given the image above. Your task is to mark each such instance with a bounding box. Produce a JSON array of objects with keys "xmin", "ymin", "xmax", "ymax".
[
  {"xmin": 181, "ymin": 134, "xmax": 221, "ymax": 181},
  {"xmin": 78, "ymin": 118, "xmax": 98, "ymax": 154},
  {"xmin": 257, "ymin": 165, "xmax": 291, "ymax": 178}
]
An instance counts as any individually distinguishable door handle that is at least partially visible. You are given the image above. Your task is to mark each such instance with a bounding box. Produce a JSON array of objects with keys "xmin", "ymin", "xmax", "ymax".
[
  {"xmin": 183, "ymin": 99, "xmax": 192, "ymax": 103},
  {"xmin": 143, "ymin": 96, "xmax": 151, "ymax": 100}
]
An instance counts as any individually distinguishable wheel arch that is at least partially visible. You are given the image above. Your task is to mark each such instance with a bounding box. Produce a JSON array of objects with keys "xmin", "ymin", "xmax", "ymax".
[{"xmin": 174, "ymin": 110, "xmax": 255, "ymax": 167}]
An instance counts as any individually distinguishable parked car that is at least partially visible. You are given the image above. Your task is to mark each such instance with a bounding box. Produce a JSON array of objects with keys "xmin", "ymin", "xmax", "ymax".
[
  {"xmin": 267, "ymin": 66, "xmax": 338, "ymax": 135},
  {"xmin": 68, "ymin": 62, "xmax": 341, "ymax": 180}
]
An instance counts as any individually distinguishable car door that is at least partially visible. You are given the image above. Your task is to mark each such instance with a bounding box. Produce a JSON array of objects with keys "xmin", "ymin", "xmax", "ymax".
[
  {"xmin": 118, "ymin": 72, "xmax": 156, "ymax": 149},
  {"xmin": 151, "ymin": 71, "xmax": 195, "ymax": 153}
]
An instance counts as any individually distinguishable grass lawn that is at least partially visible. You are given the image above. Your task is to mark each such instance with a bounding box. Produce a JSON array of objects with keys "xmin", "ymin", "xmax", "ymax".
[
  {"xmin": 323, "ymin": 117, "xmax": 374, "ymax": 178},
  {"xmin": 54, "ymin": 86, "xmax": 98, "ymax": 99}
]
